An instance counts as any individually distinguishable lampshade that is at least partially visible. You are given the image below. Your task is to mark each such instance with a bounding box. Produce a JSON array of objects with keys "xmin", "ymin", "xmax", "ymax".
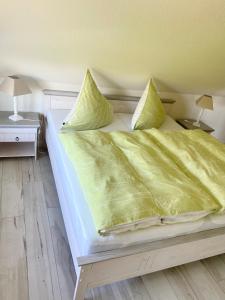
[
  {"xmin": 0, "ymin": 75, "xmax": 31, "ymax": 97},
  {"xmin": 196, "ymin": 95, "xmax": 213, "ymax": 110}
]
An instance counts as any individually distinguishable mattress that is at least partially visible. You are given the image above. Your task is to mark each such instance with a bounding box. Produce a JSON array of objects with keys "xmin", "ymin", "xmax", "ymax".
[{"xmin": 46, "ymin": 110, "xmax": 225, "ymax": 256}]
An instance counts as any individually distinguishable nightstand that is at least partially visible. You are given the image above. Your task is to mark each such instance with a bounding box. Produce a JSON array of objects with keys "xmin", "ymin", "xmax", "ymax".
[
  {"xmin": 176, "ymin": 119, "xmax": 214, "ymax": 133},
  {"xmin": 0, "ymin": 111, "xmax": 40, "ymax": 160}
]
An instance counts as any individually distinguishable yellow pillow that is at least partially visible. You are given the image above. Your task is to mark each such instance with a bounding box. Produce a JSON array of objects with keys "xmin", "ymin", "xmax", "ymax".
[
  {"xmin": 131, "ymin": 79, "xmax": 166, "ymax": 130},
  {"xmin": 62, "ymin": 70, "xmax": 113, "ymax": 130}
]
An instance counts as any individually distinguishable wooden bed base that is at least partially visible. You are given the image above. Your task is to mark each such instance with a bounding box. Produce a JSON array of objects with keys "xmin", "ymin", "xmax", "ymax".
[
  {"xmin": 73, "ymin": 227, "xmax": 225, "ymax": 299},
  {"xmin": 44, "ymin": 89, "xmax": 225, "ymax": 300}
]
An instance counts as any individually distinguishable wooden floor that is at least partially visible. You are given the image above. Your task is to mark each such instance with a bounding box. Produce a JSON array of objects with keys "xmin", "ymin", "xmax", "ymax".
[{"xmin": 1, "ymin": 156, "xmax": 225, "ymax": 300}]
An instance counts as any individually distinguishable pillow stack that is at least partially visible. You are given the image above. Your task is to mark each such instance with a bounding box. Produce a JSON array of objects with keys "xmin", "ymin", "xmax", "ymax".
[{"xmin": 62, "ymin": 70, "xmax": 165, "ymax": 131}]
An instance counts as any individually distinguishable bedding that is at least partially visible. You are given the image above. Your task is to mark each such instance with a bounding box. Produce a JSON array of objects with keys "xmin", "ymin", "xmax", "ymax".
[
  {"xmin": 59, "ymin": 125, "xmax": 225, "ymax": 235},
  {"xmin": 47, "ymin": 110, "xmax": 225, "ymax": 255},
  {"xmin": 131, "ymin": 79, "xmax": 165, "ymax": 130},
  {"xmin": 62, "ymin": 70, "xmax": 113, "ymax": 130}
]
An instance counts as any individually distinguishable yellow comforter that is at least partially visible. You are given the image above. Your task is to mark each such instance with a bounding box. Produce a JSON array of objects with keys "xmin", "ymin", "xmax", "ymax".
[{"xmin": 59, "ymin": 129, "xmax": 225, "ymax": 235}]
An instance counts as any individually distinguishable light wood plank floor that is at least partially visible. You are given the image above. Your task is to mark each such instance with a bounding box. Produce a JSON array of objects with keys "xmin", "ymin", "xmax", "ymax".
[{"xmin": 1, "ymin": 155, "xmax": 225, "ymax": 300}]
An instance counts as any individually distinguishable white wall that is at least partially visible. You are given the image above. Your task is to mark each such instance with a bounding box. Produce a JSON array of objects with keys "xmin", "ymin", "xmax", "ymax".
[
  {"xmin": 0, "ymin": 0, "xmax": 225, "ymax": 141},
  {"xmin": 0, "ymin": 0, "xmax": 225, "ymax": 95}
]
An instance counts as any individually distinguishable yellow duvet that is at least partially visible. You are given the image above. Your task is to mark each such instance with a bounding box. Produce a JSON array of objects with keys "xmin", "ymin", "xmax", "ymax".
[{"xmin": 59, "ymin": 129, "xmax": 225, "ymax": 235}]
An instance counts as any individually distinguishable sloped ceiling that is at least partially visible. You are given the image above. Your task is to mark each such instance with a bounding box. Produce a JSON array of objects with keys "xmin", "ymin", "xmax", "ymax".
[{"xmin": 0, "ymin": 0, "xmax": 225, "ymax": 94}]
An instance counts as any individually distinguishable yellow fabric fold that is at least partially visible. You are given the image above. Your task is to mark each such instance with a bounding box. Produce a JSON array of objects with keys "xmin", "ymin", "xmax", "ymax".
[{"xmin": 59, "ymin": 129, "xmax": 225, "ymax": 235}]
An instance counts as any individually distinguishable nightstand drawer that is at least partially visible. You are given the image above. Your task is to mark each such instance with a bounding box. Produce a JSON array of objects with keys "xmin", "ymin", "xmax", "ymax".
[{"xmin": 0, "ymin": 133, "xmax": 35, "ymax": 142}]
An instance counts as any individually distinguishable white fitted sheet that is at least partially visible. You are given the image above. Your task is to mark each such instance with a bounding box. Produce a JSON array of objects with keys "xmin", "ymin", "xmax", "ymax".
[{"xmin": 46, "ymin": 110, "xmax": 225, "ymax": 255}]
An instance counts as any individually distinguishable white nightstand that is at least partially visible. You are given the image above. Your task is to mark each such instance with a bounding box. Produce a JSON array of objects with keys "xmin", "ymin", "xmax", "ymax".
[
  {"xmin": 0, "ymin": 111, "xmax": 40, "ymax": 160},
  {"xmin": 176, "ymin": 119, "xmax": 214, "ymax": 134}
]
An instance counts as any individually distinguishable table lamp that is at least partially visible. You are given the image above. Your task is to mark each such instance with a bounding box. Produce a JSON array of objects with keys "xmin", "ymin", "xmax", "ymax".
[
  {"xmin": 193, "ymin": 95, "xmax": 213, "ymax": 127},
  {"xmin": 0, "ymin": 75, "xmax": 32, "ymax": 121}
]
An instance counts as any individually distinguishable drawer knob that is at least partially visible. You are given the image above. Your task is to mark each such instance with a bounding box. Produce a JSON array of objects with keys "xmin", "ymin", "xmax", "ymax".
[{"xmin": 15, "ymin": 137, "xmax": 19, "ymax": 142}]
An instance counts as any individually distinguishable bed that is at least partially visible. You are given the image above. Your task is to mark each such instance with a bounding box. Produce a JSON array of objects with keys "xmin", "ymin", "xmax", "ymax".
[{"xmin": 45, "ymin": 92, "xmax": 225, "ymax": 300}]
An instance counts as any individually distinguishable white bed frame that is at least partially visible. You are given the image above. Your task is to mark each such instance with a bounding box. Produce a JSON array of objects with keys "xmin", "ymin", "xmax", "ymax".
[{"xmin": 44, "ymin": 89, "xmax": 225, "ymax": 300}]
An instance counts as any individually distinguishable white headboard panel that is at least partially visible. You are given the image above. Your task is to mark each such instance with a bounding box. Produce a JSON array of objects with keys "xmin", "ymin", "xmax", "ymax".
[
  {"xmin": 49, "ymin": 95, "xmax": 137, "ymax": 113},
  {"xmin": 50, "ymin": 96, "xmax": 75, "ymax": 110},
  {"xmin": 43, "ymin": 90, "xmax": 175, "ymax": 114}
]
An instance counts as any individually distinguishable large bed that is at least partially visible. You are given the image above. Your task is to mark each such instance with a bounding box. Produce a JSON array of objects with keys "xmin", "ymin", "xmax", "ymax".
[{"xmin": 45, "ymin": 93, "xmax": 225, "ymax": 300}]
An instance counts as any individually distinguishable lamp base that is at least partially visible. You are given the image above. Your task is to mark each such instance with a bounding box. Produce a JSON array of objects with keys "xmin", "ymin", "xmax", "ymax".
[
  {"xmin": 9, "ymin": 114, "xmax": 24, "ymax": 122},
  {"xmin": 193, "ymin": 121, "xmax": 201, "ymax": 127}
]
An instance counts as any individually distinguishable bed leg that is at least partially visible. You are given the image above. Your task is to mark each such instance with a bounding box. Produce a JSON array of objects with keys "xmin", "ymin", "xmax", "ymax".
[{"xmin": 73, "ymin": 266, "xmax": 89, "ymax": 300}]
